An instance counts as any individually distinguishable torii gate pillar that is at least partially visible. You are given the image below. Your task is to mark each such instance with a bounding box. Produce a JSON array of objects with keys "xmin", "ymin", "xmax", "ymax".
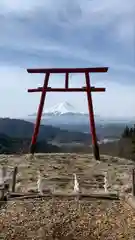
[{"xmin": 27, "ymin": 67, "xmax": 108, "ymax": 160}]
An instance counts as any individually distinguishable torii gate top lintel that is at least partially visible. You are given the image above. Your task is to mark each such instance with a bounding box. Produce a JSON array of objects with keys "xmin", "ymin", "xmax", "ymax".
[{"xmin": 27, "ymin": 67, "xmax": 108, "ymax": 74}]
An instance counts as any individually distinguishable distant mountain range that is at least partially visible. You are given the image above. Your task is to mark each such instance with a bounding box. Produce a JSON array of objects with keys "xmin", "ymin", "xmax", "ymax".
[
  {"xmin": 25, "ymin": 101, "xmax": 135, "ymax": 139},
  {"xmin": 0, "ymin": 118, "xmax": 91, "ymax": 144},
  {"xmin": 0, "ymin": 117, "xmax": 92, "ymax": 154},
  {"xmin": 0, "ymin": 118, "xmax": 134, "ymax": 160},
  {"xmin": 27, "ymin": 101, "xmax": 135, "ymax": 124}
]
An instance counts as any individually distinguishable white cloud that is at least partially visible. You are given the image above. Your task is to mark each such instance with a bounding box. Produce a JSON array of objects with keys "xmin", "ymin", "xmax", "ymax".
[
  {"xmin": 0, "ymin": 0, "xmax": 46, "ymax": 12},
  {"xmin": 0, "ymin": 0, "xmax": 134, "ymax": 118},
  {"xmin": 0, "ymin": 0, "xmax": 134, "ymax": 63},
  {"xmin": 92, "ymin": 81, "xmax": 135, "ymax": 118},
  {"xmin": 0, "ymin": 0, "xmax": 134, "ymax": 40}
]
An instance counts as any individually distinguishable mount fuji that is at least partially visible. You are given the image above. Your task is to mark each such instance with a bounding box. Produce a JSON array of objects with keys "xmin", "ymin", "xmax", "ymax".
[
  {"xmin": 26, "ymin": 101, "xmax": 107, "ymax": 133},
  {"xmin": 29, "ymin": 102, "xmax": 87, "ymax": 116},
  {"xmin": 27, "ymin": 101, "xmax": 100, "ymax": 126},
  {"xmin": 25, "ymin": 101, "xmax": 134, "ymax": 138},
  {"xmin": 43, "ymin": 102, "xmax": 84, "ymax": 115},
  {"xmin": 27, "ymin": 101, "xmax": 134, "ymax": 125}
]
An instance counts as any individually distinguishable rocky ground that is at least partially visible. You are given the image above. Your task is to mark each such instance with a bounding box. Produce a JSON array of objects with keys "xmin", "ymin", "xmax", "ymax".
[
  {"xmin": 0, "ymin": 153, "xmax": 135, "ymax": 239},
  {"xmin": 0, "ymin": 198, "xmax": 135, "ymax": 240}
]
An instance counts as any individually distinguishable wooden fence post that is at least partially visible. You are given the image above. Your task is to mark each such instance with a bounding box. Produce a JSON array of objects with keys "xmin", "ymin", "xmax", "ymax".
[
  {"xmin": 2, "ymin": 166, "xmax": 7, "ymax": 181},
  {"xmin": 12, "ymin": 167, "xmax": 18, "ymax": 192},
  {"xmin": 132, "ymin": 168, "xmax": 135, "ymax": 196},
  {"xmin": 104, "ymin": 172, "xmax": 108, "ymax": 193},
  {"xmin": 0, "ymin": 167, "xmax": 7, "ymax": 202}
]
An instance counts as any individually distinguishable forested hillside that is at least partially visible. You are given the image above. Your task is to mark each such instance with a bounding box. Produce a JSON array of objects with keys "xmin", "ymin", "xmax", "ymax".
[{"xmin": 0, "ymin": 118, "xmax": 91, "ymax": 143}]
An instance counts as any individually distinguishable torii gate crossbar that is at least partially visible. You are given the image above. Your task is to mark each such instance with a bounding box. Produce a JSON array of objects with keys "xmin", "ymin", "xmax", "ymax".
[{"xmin": 27, "ymin": 67, "xmax": 108, "ymax": 160}]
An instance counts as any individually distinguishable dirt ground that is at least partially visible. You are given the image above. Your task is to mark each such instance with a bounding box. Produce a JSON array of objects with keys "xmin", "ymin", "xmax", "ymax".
[
  {"xmin": 0, "ymin": 153, "xmax": 134, "ymax": 193},
  {"xmin": 0, "ymin": 153, "xmax": 135, "ymax": 239}
]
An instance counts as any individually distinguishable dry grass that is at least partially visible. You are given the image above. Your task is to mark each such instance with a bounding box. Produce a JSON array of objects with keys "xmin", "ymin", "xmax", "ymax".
[
  {"xmin": 0, "ymin": 153, "xmax": 135, "ymax": 239},
  {"xmin": 0, "ymin": 199, "xmax": 135, "ymax": 239}
]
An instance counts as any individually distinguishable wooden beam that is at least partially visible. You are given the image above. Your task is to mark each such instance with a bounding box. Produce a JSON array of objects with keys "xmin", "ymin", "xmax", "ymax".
[
  {"xmin": 27, "ymin": 67, "xmax": 108, "ymax": 74},
  {"xmin": 132, "ymin": 168, "xmax": 135, "ymax": 196},
  {"xmin": 12, "ymin": 167, "xmax": 18, "ymax": 192},
  {"xmin": 28, "ymin": 87, "xmax": 106, "ymax": 93},
  {"xmin": 9, "ymin": 192, "xmax": 119, "ymax": 200}
]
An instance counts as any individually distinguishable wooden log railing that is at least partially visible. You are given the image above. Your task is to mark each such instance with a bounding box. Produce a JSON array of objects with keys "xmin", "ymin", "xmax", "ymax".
[{"xmin": 0, "ymin": 166, "xmax": 18, "ymax": 204}]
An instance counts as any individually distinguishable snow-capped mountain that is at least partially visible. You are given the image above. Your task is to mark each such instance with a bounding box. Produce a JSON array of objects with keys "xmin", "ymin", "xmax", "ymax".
[
  {"xmin": 29, "ymin": 101, "xmax": 87, "ymax": 117},
  {"xmin": 24, "ymin": 101, "xmax": 134, "ymax": 138},
  {"xmin": 26, "ymin": 101, "xmax": 135, "ymax": 136},
  {"xmin": 27, "ymin": 101, "xmax": 103, "ymax": 127},
  {"xmin": 44, "ymin": 102, "xmax": 83, "ymax": 115}
]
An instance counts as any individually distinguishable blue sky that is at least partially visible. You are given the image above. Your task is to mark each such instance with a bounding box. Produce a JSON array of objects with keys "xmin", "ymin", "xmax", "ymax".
[{"xmin": 0, "ymin": 0, "xmax": 135, "ymax": 118}]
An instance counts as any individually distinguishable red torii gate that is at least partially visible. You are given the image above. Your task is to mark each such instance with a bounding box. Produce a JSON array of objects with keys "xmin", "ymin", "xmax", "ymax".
[{"xmin": 27, "ymin": 67, "xmax": 108, "ymax": 160}]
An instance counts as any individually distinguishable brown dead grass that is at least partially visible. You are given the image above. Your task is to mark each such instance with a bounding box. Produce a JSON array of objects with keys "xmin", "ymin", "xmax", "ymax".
[{"xmin": 0, "ymin": 153, "xmax": 135, "ymax": 239}]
